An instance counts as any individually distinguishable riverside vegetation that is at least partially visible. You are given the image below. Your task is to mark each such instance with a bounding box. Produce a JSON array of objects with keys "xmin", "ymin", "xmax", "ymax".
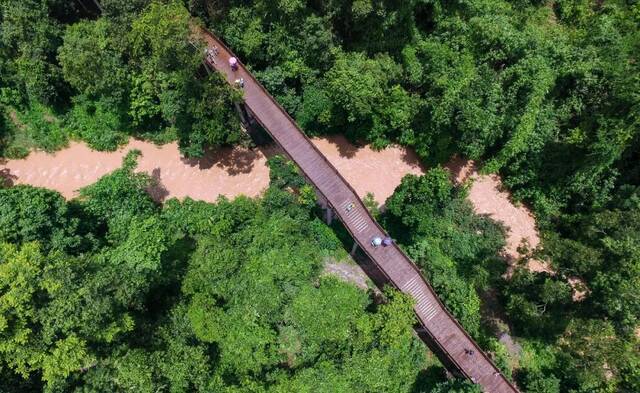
[{"xmin": 1, "ymin": 1, "xmax": 639, "ymax": 392}]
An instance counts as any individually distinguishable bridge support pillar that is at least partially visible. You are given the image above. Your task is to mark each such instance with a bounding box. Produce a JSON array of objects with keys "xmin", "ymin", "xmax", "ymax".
[
  {"xmin": 325, "ymin": 207, "xmax": 334, "ymax": 225},
  {"xmin": 350, "ymin": 242, "xmax": 358, "ymax": 256},
  {"xmin": 234, "ymin": 104, "xmax": 271, "ymax": 145},
  {"xmin": 316, "ymin": 194, "xmax": 334, "ymax": 226},
  {"xmin": 317, "ymin": 194, "xmax": 328, "ymax": 208},
  {"xmin": 234, "ymin": 102, "xmax": 250, "ymax": 125}
]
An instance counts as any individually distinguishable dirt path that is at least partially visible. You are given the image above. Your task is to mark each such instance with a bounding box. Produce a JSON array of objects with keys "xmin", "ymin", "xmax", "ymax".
[{"xmin": 323, "ymin": 259, "xmax": 373, "ymax": 292}]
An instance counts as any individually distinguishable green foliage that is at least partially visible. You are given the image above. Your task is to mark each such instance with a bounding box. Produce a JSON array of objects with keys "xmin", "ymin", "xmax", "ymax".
[
  {"xmin": 7, "ymin": 104, "xmax": 68, "ymax": 153},
  {"xmin": 383, "ymin": 169, "xmax": 506, "ymax": 337},
  {"xmin": 428, "ymin": 379, "xmax": 482, "ymax": 393},
  {"xmin": 101, "ymin": 0, "xmax": 150, "ymax": 22},
  {"xmin": 79, "ymin": 150, "xmax": 157, "ymax": 233},
  {"xmin": 483, "ymin": 55, "xmax": 555, "ymax": 173},
  {"xmin": 179, "ymin": 180, "xmax": 425, "ymax": 390},
  {"xmin": 0, "ymin": 105, "xmax": 7, "ymax": 153},
  {"xmin": 0, "ymin": 185, "xmax": 82, "ymax": 252},
  {"xmin": 128, "ymin": 7, "xmax": 192, "ymax": 128},
  {"xmin": 296, "ymin": 82, "xmax": 334, "ymax": 134},
  {"xmin": 408, "ymin": 243, "xmax": 481, "ymax": 336},
  {"xmin": 57, "ymin": 18, "xmax": 130, "ymax": 102},
  {"xmin": 0, "ymin": 108, "xmax": 29, "ymax": 159},
  {"xmin": 555, "ymin": 319, "xmax": 636, "ymax": 393},
  {"xmin": 521, "ymin": 369, "xmax": 561, "ymax": 393},
  {"xmin": 0, "ymin": 0, "xmax": 67, "ymax": 107},
  {"xmin": 267, "ymin": 154, "xmax": 307, "ymax": 189},
  {"xmin": 178, "ymin": 73, "xmax": 245, "ymax": 158},
  {"xmin": 1, "ymin": 0, "xmax": 243, "ymax": 156},
  {"xmin": 129, "ymin": 1, "xmax": 197, "ymax": 74},
  {"xmin": 385, "ymin": 169, "xmax": 456, "ymax": 242},
  {"xmin": 363, "ymin": 192, "xmax": 380, "ymax": 219},
  {"xmin": 162, "ymin": 195, "xmax": 257, "ymax": 239},
  {"xmin": 502, "ymin": 185, "xmax": 640, "ymax": 391},
  {"xmin": 385, "ymin": 169, "xmax": 505, "ymax": 276},
  {"xmin": 2, "ymin": 1, "xmax": 639, "ymax": 391},
  {"xmin": 64, "ymin": 95, "xmax": 128, "ymax": 151},
  {"xmin": 324, "ymin": 51, "xmax": 418, "ymax": 148},
  {"xmin": 41, "ymin": 335, "xmax": 93, "ymax": 385},
  {"xmin": 500, "ymin": 268, "xmax": 572, "ymax": 337},
  {"xmin": 203, "ymin": 0, "xmax": 640, "ymax": 226},
  {"xmin": 0, "ymin": 242, "xmax": 47, "ymax": 378},
  {"xmin": 543, "ymin": 205, "xmax": 640, "ymax": 330},
  {"xmin": 0, "ymin": 155, "xmax": 429, "ymax": 391}
]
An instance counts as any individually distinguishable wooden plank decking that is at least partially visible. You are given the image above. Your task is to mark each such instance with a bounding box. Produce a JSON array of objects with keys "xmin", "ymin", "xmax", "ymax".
[{"xmin": 199, "ymin": 28, "xmax": 519, "ymax": 393}]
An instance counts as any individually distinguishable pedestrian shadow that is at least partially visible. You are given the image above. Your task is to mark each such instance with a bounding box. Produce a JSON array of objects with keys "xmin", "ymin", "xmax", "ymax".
[{"xmin": 146, "ymin": 167, "xmax": 170, "ymax": 202}]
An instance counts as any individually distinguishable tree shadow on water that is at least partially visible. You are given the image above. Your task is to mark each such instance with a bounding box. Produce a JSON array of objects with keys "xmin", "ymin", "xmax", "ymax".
[
  {"xmin": 0, "ymin": 168, "xmax": 17, "ymax": 187},
  {"xmin": 321, "ymin": 134, "xmax": 361, "ymax": 159},
  {"xmin": 401, "ymin": 147, "xmax": 428, "ymax": 171},
  {"xmin": 256, "ymin": 143, "xmax": 283, "ymax": 160},
  {"xmin": 180, "ymin": 146, "xmax": 261, "ymax": 175},
  {"xmin": 146, "ymin": 168, "xmax": 170, "ymax": 202}
]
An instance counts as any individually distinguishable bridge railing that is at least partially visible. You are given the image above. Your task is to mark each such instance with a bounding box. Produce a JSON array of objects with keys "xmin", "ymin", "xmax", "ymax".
[{"xmin": 199, "ymin": 27, "xmax": 519, "ymax": 393}]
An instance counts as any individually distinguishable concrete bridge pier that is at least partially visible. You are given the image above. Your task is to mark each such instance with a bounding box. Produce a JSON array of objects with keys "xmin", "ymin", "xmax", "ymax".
[
  {"xmin": 317, "ymin": 194, "xmax": 335, "ymax": 226},
  {"xmin": 325, "ymin": 206, "xmax": 334, "ymax": 225},
  {"xmin": 234, "ymin": 102, "xmax": 250, "ymax": 125},
  {"xmin": 233, "ymin": 104, "xmax": 271, "ymax": 146}
]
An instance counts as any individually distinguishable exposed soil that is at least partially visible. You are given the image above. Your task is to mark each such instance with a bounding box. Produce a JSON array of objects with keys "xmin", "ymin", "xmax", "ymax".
[
  {"xmin": 499, "ymin": 332, "xmax": 523, "ymax": 367},
  {"xmin": 322, "ymin": 259, "xmax": 373, "ymax": 291},
  {"xmin": 568, "ymin": 276, "xmax": 588, "ymax": 302}
]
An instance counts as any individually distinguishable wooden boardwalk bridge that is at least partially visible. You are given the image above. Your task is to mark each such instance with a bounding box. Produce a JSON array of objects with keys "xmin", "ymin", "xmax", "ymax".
[{"xmin": 199, "ymin": 28, "xmax": 519, "ymax": 393}]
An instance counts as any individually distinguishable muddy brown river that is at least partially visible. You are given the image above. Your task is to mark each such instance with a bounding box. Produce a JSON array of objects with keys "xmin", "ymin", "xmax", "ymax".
[{"xmin": 1, "ymin": 135, "xmax": 540, "ymax": 263}]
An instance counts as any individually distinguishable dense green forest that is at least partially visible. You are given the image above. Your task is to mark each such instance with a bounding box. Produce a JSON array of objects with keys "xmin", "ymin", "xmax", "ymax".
[
  {"xmin": 1, "ymin": 153, "xmax": 463, "ymax": 392},
  {"xmin": 1, "ymin": 0, "xmax": 639, "ymax": 392},
  {"xmin": 0, "ymin": 0, "xmax": 244, "ymax": 157}
]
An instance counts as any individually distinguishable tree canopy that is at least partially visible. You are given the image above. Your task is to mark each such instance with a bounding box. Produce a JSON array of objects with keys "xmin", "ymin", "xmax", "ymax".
[
  {"xmin": 0, "ymin": 0, "xmax": 243, "ymax": 156},
  {"xmin": 1, "ymin": 0, "xmax": 640, "ymax": 391},
  {"xmin": 0, "ymin": 154, "xmax": 435, "ymax": 392}
]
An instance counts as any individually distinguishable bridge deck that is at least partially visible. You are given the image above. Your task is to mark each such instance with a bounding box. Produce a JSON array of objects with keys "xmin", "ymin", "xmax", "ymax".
[{"xmin": 199, "ymin": 28, "xmax": 518, "ymax": 393}]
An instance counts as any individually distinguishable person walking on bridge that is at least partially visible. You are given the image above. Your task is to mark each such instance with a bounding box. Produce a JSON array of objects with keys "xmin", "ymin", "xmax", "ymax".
[
  {"xmin": 371, "ymin": 236, "xmax": 382, "ymax": 248},
  {"xmin": 229, "ymin": 56, "xmax": 238, "ymax": 71}
]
